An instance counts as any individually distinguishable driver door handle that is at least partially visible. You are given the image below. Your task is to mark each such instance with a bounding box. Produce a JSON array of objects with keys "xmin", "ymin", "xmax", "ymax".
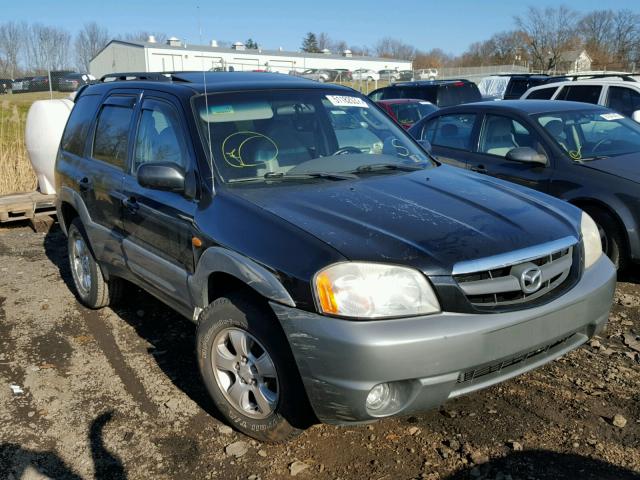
[
  {"xmin": 471, "ymin": 165, "xmax": 488, "ymax": 174},
  {"xmin": 122, "ymin": 197, "xmax": 139, "ymax": 213}
]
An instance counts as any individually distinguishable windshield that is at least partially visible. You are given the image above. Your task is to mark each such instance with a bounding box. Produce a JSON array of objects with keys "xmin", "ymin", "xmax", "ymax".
[
  {"xmin": 535, "ymin": 110, "xmax": 640, "ymax": 160},
  {"xmin": 193, "ymin": 90, "xmax": 431, "ymax": 182}
]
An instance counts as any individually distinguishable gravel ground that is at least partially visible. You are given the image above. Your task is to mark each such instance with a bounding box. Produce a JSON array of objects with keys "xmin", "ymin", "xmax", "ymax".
[{"xmin": 0, "ymin": 223, "xmax": 639, "ymax": 480}]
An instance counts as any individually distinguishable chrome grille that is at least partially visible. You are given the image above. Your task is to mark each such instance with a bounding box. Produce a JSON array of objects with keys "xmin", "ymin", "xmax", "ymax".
[{"xmin": 453, "ymin": 238, "xmax": 576, "ymax": 308}]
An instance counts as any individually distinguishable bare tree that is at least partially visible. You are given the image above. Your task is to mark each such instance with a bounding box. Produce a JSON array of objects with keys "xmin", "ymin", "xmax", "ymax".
[
  {"xmin": 611, "ymin": 9, "xmax": 640, "ymax": 68},
  {"xmin": 75, "ymin": 22, "xmax": 109, "ymax": 72},
  {"xmin": 316, "ymin": 32, "xmax": 331, "ymax": 51},
  {"xmin": 121, "ymin": 31, "xmax": 167, "ymax": 44},
  {"xmin": 0, "ymin": 22, "xmax": 24, "ymax": 78},
  {"xmin": 349, "ymin": 45, "xmax": 370, "ymax": 57},
  {"xmin": 515, "ymin": 6, "xmax": 579, "ymax": 71},
  {"xmin": 579, "ymin": 9, "xmax": 615, "ymax": 65},
  {"xmin": 25, "ymin": 23, "xmax": 71, "ymax": 72},
  {"xmin": 374, "ymin": 37, "xmax": 415, "ymax": 60},
  {"xmin": 414, "ymin": 49, "xmax": 452, "ymax": 69}
]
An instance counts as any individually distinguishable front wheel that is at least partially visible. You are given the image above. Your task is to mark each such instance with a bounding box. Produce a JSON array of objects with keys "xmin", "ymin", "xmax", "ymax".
[{"xmin": 196, "ymin": 293, "xmax": 313, "ymax": 442}]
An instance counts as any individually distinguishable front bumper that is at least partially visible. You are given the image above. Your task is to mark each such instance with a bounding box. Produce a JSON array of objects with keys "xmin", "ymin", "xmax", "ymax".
[{"xmin": 272, "ymin": 254, "xmax": 616, "ymax": 424}]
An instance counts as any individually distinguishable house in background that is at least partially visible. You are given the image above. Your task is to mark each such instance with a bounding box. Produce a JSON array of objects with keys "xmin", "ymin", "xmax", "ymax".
[
  {"xmin": 89, "ymin": 37, "xmax": 412, "ymax": 79},
  {"xmin": 557, "ymin": 50, "xmax": 592, "ymax": 73}
]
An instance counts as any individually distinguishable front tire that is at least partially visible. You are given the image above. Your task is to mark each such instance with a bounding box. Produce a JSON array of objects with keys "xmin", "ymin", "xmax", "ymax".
[
  {"xmin": 196, "ymin": 293, "xmax": 313, "ymax": 442},
  {"xmin": 67, "ymin": 218, "xmax": 122, "ymax": 308}
]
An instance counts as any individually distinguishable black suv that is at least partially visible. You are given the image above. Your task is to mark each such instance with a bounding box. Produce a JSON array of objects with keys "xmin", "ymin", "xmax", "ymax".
[
  {"xmin": 55, "ymin": 72, "xmax": 614, "ymax": 442},
  {"xmin": 369, "ymin": 80, "xmax": 481, "ymax": 107}
]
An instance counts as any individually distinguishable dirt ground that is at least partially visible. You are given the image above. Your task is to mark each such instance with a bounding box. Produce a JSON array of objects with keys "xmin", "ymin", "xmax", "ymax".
[{"xmin": 0, "ymin": 222, "xmax": 639, "ymax": 480}]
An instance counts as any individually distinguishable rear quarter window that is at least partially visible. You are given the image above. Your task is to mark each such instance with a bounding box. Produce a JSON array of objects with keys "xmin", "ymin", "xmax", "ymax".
[{"xmin": 60, "ymin": 94, "xmax": 101, "ymax": 156}]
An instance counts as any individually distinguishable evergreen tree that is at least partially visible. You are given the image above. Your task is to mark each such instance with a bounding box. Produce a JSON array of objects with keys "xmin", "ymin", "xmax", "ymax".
[
  {"xmin": 301, "ymin": 32, "xmax": 320, "ymax": 53},
  {"xmin": 245, "ymin": 38, "xmax": 258, "ymax": 49}
]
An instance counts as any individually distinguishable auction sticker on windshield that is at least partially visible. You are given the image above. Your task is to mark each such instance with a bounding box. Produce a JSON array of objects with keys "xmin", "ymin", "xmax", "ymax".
[
  {"xmin": 326, "ymin": 95, "xmax": 369, "ymax": 108},
  {"xmin": 601, "ymin": 113, "xmax": 625, "ymax": 121}
]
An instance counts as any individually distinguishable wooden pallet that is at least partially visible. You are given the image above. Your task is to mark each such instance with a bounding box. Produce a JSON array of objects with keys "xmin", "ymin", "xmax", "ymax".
[{"xmin": 0, "ymin": 191, "xmax": 57, "ymax": 231}]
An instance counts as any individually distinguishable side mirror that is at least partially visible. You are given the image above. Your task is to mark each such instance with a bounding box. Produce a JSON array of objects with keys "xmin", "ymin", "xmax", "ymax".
[
  {"xmin": 418, "ymin": 139, "xmax": 433, "ymax": 154},
  {"xmin": 137, "ymin": 163, "xmax": 185, "ymax": 192},
  {"xmin": 506, "ymin": 147, "xmax": 547, "ymax": 166},
  {"xmin": 632, "ymin": 110, "xmax": 640, "ymax": 123}
]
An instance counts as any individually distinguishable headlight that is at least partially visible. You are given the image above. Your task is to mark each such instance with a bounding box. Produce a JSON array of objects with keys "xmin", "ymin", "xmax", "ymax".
[
  {"xmin": 581, "ymin": 211, "xmax": 602, "ymax": 269},
  {"xmin": 314, "ymin": 262, "xmax": 440, "ymax": 318}
]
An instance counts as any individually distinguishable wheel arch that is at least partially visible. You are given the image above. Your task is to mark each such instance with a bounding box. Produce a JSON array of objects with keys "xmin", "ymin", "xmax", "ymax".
[
  {"xmin": 568, "ymin": 196, "xmax": 634, "ymax": 258},
  {"xmin": 189, "ymin": 247, "xmax": 296, "ymax": 317}
]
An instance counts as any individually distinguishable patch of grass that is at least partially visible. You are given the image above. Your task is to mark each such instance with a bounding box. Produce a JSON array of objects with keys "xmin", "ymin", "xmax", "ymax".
[{"xmin": 0, "ymin": 91, "xmax": 68, "ymax": 195}]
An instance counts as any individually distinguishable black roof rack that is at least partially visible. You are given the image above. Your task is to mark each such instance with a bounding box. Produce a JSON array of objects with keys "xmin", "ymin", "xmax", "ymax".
[
  {"xmin": 393, "ymin": 78, "xmax": 471, "ymax": 86},
  {"xmin": 544, "ymin": 73, "xmax": 638, "ymax": 83},
  {"xmin": 99, "ymin": 71, "xmax": 209, "ymax": 83}
]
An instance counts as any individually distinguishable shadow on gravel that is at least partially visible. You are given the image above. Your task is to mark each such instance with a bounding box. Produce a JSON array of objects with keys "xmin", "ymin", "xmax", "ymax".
[
  {"xmin": 446, "ymin": 449, "xmax": 640, "ymax": 480},
  {"xmin": 42, "ymin": 225, "xmax": 224, "ymax": 425},
  {"xmin": 0, "ymin": 411, "xmax": 126, "ymax": 480}
]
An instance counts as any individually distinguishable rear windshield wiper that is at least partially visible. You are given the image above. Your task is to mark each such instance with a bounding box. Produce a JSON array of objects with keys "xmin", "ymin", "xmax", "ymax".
[
  {"xmin": 351, "ymin": 163, "xmax": 426, "ymax": 174},
  {"xmin": 263, "ymin": 171, "xmax": 358, "ymax": 181}
]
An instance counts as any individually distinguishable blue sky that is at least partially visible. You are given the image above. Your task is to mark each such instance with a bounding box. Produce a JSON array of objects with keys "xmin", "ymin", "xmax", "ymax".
[{"xmin": 5, "ymin": 0, "xmax": 640, "ymax": 55}]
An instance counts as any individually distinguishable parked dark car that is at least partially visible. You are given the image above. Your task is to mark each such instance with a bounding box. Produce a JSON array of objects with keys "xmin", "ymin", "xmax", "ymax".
[
  {"xmin": 0, "ymin": 78, "xmax": 12, "ymax": 94},
  {"xmin": 409, "ymin": 99, "xmax": 640, "ymax": 269},
  {"xmin": 57, "ymin": 73, "xmax": 93, "ymax": 92},
  {"xmin": 55, "ymin": 73, "xmax": 614, "ymax": 442},
  {"xmin": 376, "ymin": 98, "xmax": 438, "ymax": 129},
  {"xmin": 50, "ymin": 70, "xmax": 75, "ymax": 90},
  {"xmin": 369, "ymin": 80, "xmax": 481, "ymax": 107},
  {"xmin": 28, "ymin": 75, "xmax": 50, "ymax": 92},
  {"xmin": 329, "ymin": 69, "xmax": 352, "ymax": 81}
]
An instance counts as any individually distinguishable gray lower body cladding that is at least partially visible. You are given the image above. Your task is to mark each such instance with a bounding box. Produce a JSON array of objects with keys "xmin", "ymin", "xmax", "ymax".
[{"xmin": 272, "ymin": 255, "xmax": 616, "ymax": 424}]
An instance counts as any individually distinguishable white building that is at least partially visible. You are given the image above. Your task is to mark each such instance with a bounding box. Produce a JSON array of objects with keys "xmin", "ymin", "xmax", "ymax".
[{"xmin": 89, "ymin": 38, "xmax": 412, "ymax": 78}]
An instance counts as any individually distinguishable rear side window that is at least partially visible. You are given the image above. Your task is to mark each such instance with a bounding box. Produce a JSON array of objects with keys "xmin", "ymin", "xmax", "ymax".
[
  {"xmin": 438, "ymin": 84, "xmax": 481, "ymax": 107},
  {"xmin": 525, "ymin": 87, "xmax": 557, "ymax": 100},
  {"xmin": 607, "ymin": 87, "xmax": 640, "ymax": 117},
  {"xmin": 93, "ymin": 104, "xmax": 134, "ymax": 168},
  {"xmin": 557, "ymin": 85, "xmax": 602, "ymax": 104},
  {"xmin": 424, "ymin": 113, "xmax": 476, "ymax": 150},
  {"xmin": 505, "ymin": 79, "xmax": 530, "ymax": 98},
  {"xmin": 60, "ymin": 94, "xmax": 101, "ymax": 155}
]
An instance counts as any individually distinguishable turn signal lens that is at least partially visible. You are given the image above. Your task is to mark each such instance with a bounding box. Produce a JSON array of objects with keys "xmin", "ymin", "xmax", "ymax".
[{"xmin": 316, "ymin": 271, "xmax": 338, "ymax": 314}]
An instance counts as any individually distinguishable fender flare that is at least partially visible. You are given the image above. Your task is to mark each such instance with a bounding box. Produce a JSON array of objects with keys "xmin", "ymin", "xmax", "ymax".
[
  {"xmin": 56, "ymin": 186, "xmax": 93, "ymax": 235},
  {"xmin": 189, "ymin": 246, "xmax": 296, "ymax": 310}
]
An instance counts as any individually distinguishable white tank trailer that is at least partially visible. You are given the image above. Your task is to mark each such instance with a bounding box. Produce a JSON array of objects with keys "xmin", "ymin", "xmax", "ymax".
[{"xmin": 25, "ymin": 99, "xmax": 74, "ymax": 195}]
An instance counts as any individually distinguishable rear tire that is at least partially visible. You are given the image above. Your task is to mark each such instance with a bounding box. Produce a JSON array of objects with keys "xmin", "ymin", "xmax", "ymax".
[
  {"xmin": 583, "ymin": 207, "xmax": 627, "ymax": 271},
  {"xmin": 196, "ymin": 293, "xmax": 313, "ymax": 442},
  {"xmin": 67, "ymin": 218, "xmax": 123, "ymax": 308}
]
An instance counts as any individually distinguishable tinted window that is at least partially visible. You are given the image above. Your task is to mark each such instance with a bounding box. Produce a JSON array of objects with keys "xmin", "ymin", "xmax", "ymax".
[
  {"xmin": 557, "ymin": 85, "xmax": 602, "ymax": 104},
  {"xmin": 379, "ymin": 86, "xmax": 438, "ymax": 103},
  {"xmin": 134, "ymin": 99, "xmax": 189, "ymax": 171},
  {"xmin": 93, "ymin": 104, "xmax": 133, "ymax": 168},
  {"xmin": 479, "ymin": 115, "xmax": 545, "ymax": 158},
  {"xmin": 526, "ymin": 87, "xmax": 557, "ymax": 100},
  {"xmin": 437, "ymin": 84, "xmax": 481, "ymax": 107},
  {"xmin": 426, "ymin": 113, "xmax": 476, "ymax": 150},
  {"xmin": 60, "ymin": 94, "xmax": 101, "ymax": 155},
  {"xmin": 607, "ymin": 87, "xmax": 640, "ymax": 118},
  {"xmin": 505, "ymin": 79, "xmax": 530, "ymax": 98}
]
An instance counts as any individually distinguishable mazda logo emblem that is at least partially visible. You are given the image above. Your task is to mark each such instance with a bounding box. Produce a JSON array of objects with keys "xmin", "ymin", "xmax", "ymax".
[{"xmin": 520, "ymin": 267, "xmax": 543, "ymax": 294}]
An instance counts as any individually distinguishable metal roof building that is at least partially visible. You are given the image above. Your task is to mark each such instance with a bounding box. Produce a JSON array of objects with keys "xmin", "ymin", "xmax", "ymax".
[{"xmin": 89, "ymin": 38, "xmax": 413, "ymax": 78}]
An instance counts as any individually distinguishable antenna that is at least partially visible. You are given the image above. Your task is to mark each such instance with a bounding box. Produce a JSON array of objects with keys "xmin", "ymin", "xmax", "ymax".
[{"xmin": 198, "ymin": 4, "xmax": 215, "ymax": 194}]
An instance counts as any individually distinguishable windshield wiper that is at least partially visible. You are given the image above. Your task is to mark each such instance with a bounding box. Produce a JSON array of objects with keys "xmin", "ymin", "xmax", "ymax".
[
  {"xmin": 581, "ymin": 155, "xmax": 610, "ymax": 162},
  {"xmin": 351, "ymin": 163, "xmax": 427, "ymax": 174},
  {"xmin": 263, "ymin": 171, "xmax": 358, "ymax": 181}
]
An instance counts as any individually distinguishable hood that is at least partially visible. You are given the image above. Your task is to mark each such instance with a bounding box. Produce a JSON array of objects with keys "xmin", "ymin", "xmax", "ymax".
[
  {"xmin": 580, "ymin": 153, "xmax": 640, "ymax": 184},
  {"xmin": 229, "ymin": 165, "xmax": 581, "ymax": 275}
]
